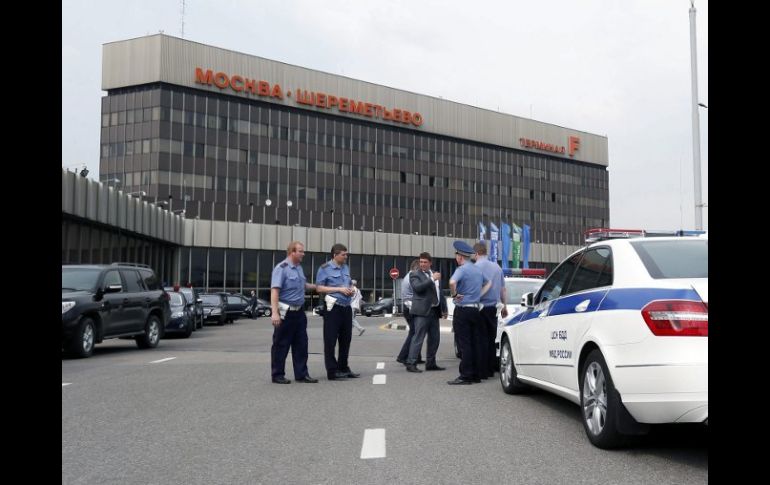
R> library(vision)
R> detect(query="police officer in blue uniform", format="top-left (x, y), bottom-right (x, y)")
top-left (448, 241), bottom-right (491, 385)
top-left (270, 241), bottom-right (318, 384)
top-left (316, 243), bottom-right (358, 380)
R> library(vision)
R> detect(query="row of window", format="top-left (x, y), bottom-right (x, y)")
top-left (111, 168), bottom-right (607, 211)
top-left (102, 107), bottom-right (608, 188)
top-left (101, 141), bottom-right (608, 196)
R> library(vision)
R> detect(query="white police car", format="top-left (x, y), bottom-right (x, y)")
top-left (498, 229), bottom-right (708, 448)
top-left (494, 271), bottom-right (546, 360)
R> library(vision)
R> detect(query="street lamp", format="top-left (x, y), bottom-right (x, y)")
top-left (264, 198), bottom-right (272, 224)
top-left (286, 200), bottom-right (293, 226)
top-left (689, 1), bottom-right (706, 230)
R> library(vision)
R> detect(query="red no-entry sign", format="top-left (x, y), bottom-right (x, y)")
top-left (389, 268), bottom-right (400, 280)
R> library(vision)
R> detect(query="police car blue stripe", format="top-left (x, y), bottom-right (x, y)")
top-left (548, 290), bottom-right (608, 316)
top-left (504, 287), bottom-right (701, 327)
top-left (599, 288), bottom-right (700, 311)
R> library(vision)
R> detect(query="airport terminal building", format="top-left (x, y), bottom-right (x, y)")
top-left (66, 34), bottom-right (611, 303)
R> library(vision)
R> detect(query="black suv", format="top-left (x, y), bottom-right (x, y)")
top-left (62, 263), bottom-right (171, 358)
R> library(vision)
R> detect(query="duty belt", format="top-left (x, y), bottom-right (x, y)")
top-left (280, 303), bottom-right (303, 311)
top-left (458, 303), bottom-right (483, 310)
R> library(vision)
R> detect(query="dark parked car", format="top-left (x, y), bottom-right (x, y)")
top-left (200, 293), bottom-right (226, 326)
top-left (218, 292), bottom-right (252, 323)
top-left (62, 263), bottom-right (170, 358)
top-left (361, 297), bottom-right (395, 316)
top-left (165, 291), bottom-right (194, 338)
top-left (246, 298), bottom-right (272, 318)
top-left (165, 286), bottom-right (203, 329)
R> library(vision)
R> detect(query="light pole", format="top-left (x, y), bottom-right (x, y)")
top-left (689, 1), bottom-right (705, 230)
top-left (286, 200), bottom-right (293, 226)
top-left (248, 202), bottom-right (254, 223)
top-left (264, 198), bottom-right (272, 224)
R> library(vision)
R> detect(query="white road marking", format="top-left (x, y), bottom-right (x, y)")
top-left (373, 374), bottom-right (387, 385)
top-left (360, 428), bottom-right (386, 459)
top-left (62, 383), bottom-right (71, 387)
top-left (440, 326), bottom-right (452, 333)
top-left (376, 362), bottom-right (385, 369)
top-left (149, 357), bottom-right (177, 364)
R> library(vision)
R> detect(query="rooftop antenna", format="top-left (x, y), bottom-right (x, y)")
top-left (180, 0), bottom-right (186, 38)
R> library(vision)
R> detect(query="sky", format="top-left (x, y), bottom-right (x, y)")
top-left (62, 0), bottom-right (708, 231)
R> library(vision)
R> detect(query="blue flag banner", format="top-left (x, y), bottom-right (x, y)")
top-left (478, 222), bottom-right (486, 241)
top-left (489, 222), bottom-right (499, 263)
top-left (522, 224), bottom-right (531, 269)
top-left (501, 223), bottom-right (511, 270)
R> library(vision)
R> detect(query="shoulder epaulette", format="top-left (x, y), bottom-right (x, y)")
top-left (279, 262), bottom-right (289, 268)
top-left (320, 263), bottom-right (329, 269)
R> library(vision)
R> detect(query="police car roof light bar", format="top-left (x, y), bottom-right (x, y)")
top-left (503, 268), bottom-right (547, 278)
top-left (585, 228), bottom-right (645, 243)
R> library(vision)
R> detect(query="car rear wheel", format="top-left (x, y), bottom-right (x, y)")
top-left (67, 316), bottom-right (95, 358)
top-left (580, 349), bottom-right (625, 448)
top-left (500, 338), bottom-right (528, 394)
top-left (135, 315), bottom-right (161, 349)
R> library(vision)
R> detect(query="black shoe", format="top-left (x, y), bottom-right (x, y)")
top-left (342, 371), bottom-right (361, 378)
top-left (406, 364), bottom-right (423, 373)
top-left (425, 365), bottom-right (446, 371)
top-left (396, 358), bottom-right (407, 365)
top-left (472, 378), bottom-right (482, 383)
top-left (272, 377), bottom-right (291, 384)
top-left (447, 377), bottom-right (472, 385)
top-left (416, 359), bottom-right (426, 364)
top-left (328, 372), bottom-right (350, 380)
top-left (296, 376), bottom-right (318, 383)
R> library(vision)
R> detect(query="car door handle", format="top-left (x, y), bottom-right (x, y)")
top-left (575, 299), bottom-right (591, 313)
top-left (123, 298), bottom-right (130, 305)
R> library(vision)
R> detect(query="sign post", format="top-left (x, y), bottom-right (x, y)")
top-left (389, 268), bottom-right (400, 314)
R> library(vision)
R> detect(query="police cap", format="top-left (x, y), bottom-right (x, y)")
top-left (452, 240), bottom-right (474, 257)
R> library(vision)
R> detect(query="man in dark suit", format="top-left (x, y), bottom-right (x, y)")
top-left (405, 252), bottom-right (447, 372)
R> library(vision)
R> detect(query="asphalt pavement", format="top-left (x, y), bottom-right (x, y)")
top-left (62, 314), bottom-right (708, 485)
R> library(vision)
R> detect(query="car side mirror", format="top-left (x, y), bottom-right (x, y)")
top-left (196, 298), bottom-right (203, 304)
top-left (104, 284), bottom-right (122, 294)
top-left (522, 292), bottom-right (535, 308)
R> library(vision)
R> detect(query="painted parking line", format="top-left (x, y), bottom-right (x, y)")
top-left (360, 428), bottom-right (386, 459)
top-left (149, 357), bottom-right (177, 364)
top-left (373, 374), bottom-right (386, 385)
top-left (62, 383), bottom-right (72, 387)
top-left (376, 362), bottom-right (385, 369)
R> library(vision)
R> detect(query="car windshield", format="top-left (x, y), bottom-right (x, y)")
top-left (200, 295), bottom-right (221, 305)
top-left (630, 239), bottom-right (708, 279)
top-left (169, 292), bottom-right (185, 306)
top-left (62, 268), bottom-right (101, 292)
top-left (505, 280), bottom-right (543, 304)
top-left (258, 299), bottom-right (269, 305)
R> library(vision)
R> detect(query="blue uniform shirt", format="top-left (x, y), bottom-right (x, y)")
top-left (474, 258), bottom-right (505, 307)
top-left (450, 262), bottom-right (488, 305)
top-left (316, 260), bottom-right (352, 305)
top-left (401, 272), bottom-right (414, 301)
top-left (271, 259), bottom-right (307, 306)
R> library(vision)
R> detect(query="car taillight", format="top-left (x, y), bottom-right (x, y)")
top-left (641, 300), bottom-right (708, 337)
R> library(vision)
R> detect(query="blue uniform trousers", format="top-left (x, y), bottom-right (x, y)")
top-left (480, 306), bottom-right (498, 377)
top-left (454, 306), bottom-right (486, 381)
top-left (323, 304), bottom-right (352, 376)
top-left (271, 310), bottom-right (309, 379)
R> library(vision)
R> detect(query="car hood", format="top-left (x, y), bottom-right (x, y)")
top-left (62, 290), bottom-right (93, 299)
